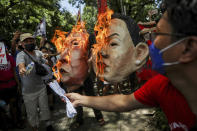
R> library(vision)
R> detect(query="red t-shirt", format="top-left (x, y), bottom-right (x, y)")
top-left (136, 59), bottom-right (158, 82)
top-left (0, 54), bottom-right (17, 89)
top-left (134, 74), bottom-right (196, 131)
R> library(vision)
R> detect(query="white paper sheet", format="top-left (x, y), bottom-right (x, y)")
top-left (49, 80), bottom-right (77, 118)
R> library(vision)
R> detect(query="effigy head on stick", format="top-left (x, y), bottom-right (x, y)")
top-left (92, 9), bottom-right (149, 83)
top-left (52, 22), bottom-right (89, 88)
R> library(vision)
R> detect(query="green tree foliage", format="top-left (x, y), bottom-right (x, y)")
top-left (0, 0), bottom-right (75, 47)
top-left (108, 0), bottom-right (162, 22)
top-left (69, 0), bottom-right (97, 7)
top-left (69, 0), bottom-right (163, 23)
top-left (68, 0), bottom-right (97, 34)
top-left (82, 6), bottom-right (97, 33)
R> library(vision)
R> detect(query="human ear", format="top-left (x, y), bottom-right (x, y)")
top-left (134, 42), bottom-right (149, 69)
top-left (179, 37), bottom-right (197, 63)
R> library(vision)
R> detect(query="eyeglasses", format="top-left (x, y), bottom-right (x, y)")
top-left (145, 32), bottom-right (187, 41)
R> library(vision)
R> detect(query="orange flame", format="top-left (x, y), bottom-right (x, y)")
top-left (92, 8), bottom-right (114, 80)
top-left (51, 21), bottom-right (89, 82)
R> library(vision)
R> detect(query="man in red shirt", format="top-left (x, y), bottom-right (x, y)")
top-left (64, 0), bottom-right (197, 130)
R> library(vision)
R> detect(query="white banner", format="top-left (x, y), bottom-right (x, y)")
top-left (34, 17), bottom-right (46, 37)
top-left (0, 42), bottom-right (7, 65)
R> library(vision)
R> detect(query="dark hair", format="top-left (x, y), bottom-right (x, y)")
top-left (111, 13), bottom-right (141, 46)
top-left (88, 33), bottom-right (96, 47)
top-left (0, 36), bottom-right (8, 45)
top-left (164, 0), bottom-right (197, 36)
top-left (40, 46), bottom-right (48, 51)
top-left (87, 33), bottom-right (96, 58)
top-left (44, 40), bottom-right (57, 52)
top-left (44, 40), bottom-right (53, 45)
top-left (111, 14), bottom-right (140, 87)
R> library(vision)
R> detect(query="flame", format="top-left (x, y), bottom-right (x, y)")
top-left (51, 21), bottom-right (89, 82)
top-left (92, 8), bottom-right (114, 80)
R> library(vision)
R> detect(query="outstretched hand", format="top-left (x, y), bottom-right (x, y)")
top-left (64, 93), bottom-right (84, 107)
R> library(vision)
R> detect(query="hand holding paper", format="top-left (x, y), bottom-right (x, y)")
top-left (48, 80), bottom-right (77, 118)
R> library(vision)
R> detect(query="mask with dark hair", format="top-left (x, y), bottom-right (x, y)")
top-left (25, 43), bottom-right (35, 52)
top-left (92, 12), bottom-right (149, 83)
top-left (111, 13), bottom-right (141, 46)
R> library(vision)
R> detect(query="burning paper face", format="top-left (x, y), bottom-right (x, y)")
top-left (52, 22), bottom-right (89, 88)
top-left (92, 9), bottom-right (149, 83)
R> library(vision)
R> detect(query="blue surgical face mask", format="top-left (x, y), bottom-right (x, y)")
top-left (149, 38), bottom-right (187, 74)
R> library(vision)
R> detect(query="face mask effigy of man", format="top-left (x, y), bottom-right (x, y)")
top-left (149, 38), bottom-right (187, 74)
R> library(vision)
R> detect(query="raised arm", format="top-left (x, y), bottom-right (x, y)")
top-left (11, 31), bottom-right (21, 56)
top-left (65, 93), bottom-right (146, 112)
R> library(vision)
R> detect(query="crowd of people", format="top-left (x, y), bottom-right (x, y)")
top-left (0, 0), bottom-right (197, 131)
top-left (0, 30), bottom-right (105, 131)
top-left (0, 32), bottom-right (58, 131)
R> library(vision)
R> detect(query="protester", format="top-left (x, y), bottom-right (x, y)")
top-left (40, 46), bottom-right (48, 54)
top-left (16, 33), bottom-right (54, 131)
top-left (0, 37), bottom-right (23, 129)
top-left (65, 1), bottom-right (197, 130)
top-left (47, 48), bottom-right (58, 66)
top-left (11, 31), bottom-right (23, 57)
top-left (40, 46), bottom-right (55, 110)
top-left (40, 36), bottom-right (54, 52)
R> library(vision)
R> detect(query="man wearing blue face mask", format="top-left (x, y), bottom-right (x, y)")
top-left (64, 0), bottom-right (197, 130)
top-left (149, 32), bottom-right (187, 74)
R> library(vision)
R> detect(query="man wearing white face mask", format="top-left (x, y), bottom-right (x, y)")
top-left (65, 1), bottom-right (197, 130)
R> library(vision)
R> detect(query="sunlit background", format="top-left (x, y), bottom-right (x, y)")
top-left (60, 0), bottom-right (84, 15)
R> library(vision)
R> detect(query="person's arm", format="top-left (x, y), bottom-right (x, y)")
top-left (10, 55), bottom-right (22, 93)
top-left (18, 63), bottom-right (26, 76)
top-left (13, 67), bottom-right (22, 94)
top-left (65, 93), bottom-right (146, 112)
top-left (11, 31), bottom-right (21, 56)
top-left (16, 52), bottom-right (26, 76)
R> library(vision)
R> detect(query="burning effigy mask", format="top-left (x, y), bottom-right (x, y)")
top-left (92, 9), bottom-right (149, 83)
top-left (52, 22), bottom-right (89, 91)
